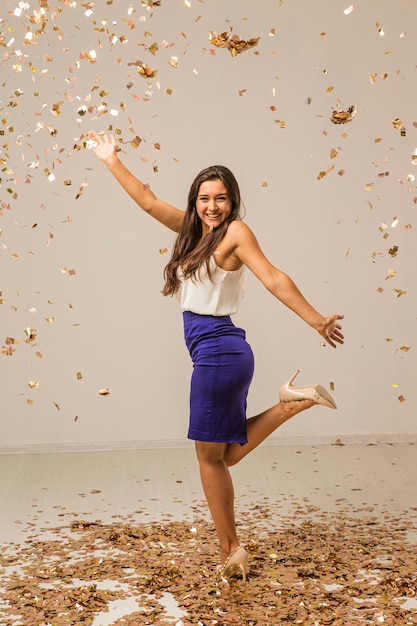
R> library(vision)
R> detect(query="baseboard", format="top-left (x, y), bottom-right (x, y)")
top-left (0, 433), bottom-right (416, 455)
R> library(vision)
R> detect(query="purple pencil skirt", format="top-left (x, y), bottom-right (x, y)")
top-left (183, 311), bottom-right (255, 444)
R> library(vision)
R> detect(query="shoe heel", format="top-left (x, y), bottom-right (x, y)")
top-left (286, 369), bottom-right (300, 386)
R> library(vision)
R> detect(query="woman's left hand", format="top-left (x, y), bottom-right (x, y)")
top-left (319, 314), bottom-right (344, 348)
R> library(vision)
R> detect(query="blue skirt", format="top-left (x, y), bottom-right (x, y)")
top-left (183, 312), bottom-right (254, 444)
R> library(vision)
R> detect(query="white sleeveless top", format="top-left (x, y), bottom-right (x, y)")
top-left (177, 256), bottom-right (245, 316)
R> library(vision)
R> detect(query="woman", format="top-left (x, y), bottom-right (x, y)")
top-left (88, 131), bottom-right (344, 582)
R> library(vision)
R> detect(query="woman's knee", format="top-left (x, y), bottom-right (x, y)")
top-left (195, 441), bottom-right (227, 465)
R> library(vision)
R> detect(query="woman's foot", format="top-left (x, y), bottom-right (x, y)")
top-left (279, 370), bottom-right (337, 409)
top-left (219, 546), bottom-right (249, 582)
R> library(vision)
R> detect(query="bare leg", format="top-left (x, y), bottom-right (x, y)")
top-left (224, 399), bottom-right (314, 467)
top-left (195, 441), bottom-right (239, 564)
top-left (195, 401), bottom-right (314, 563)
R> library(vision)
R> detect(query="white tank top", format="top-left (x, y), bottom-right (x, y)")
top-left (177, 256), bottom-right (245, 316)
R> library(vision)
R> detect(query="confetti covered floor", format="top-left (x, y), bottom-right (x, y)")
top-left (1, 442), bottom-right (416, 625)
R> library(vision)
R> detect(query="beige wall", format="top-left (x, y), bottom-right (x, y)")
top-left (1, 0), bottom-right (416, 451)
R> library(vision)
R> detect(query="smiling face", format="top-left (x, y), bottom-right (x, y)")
top-left (195, 179), bottom-right (233, 236)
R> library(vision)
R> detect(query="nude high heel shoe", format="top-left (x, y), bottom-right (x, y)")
top-left (220, 546), bottom-right (249, 582)
top-left (279, 370), bottom-right (337, 409)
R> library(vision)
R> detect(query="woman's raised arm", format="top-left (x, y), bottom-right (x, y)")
top-left (88, 131), bottom-right (184, 233)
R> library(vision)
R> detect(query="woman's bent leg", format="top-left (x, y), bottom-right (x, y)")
top-left (224, 399), bottom-right (314, 467)
top-left (195, 440), bottom-right (239, 563)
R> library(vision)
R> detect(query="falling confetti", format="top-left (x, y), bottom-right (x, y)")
top-left (128, 60), bottom-right (158, 78)
top-left (330, 105), bottom-right (356, 125)
top-left (209, 29), bottom-right (260, 56)
top-left (392, 117), bottom-right (406, 136)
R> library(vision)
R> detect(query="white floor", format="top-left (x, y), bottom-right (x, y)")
top-left (1, 442), bottom-right (416, 624)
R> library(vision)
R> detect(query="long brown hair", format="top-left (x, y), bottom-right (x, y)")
top-left (162, 165), bottom-right (242, 296)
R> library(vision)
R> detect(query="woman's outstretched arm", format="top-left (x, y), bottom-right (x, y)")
top-left (228, 220), bottom-right (344, 348)
top-left (88, 131), bottom-right (184, 233)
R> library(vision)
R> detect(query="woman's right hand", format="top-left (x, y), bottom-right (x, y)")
top-left (88, 131), bottom-right (118, 166)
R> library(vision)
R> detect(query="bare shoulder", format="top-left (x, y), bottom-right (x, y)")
top-left (226, 219), bottom-right (256, 242)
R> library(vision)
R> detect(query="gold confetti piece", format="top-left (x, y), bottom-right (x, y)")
top-left (398, 395), bottom-right (406, 403)
top-left (45, 317), bottom-right (56, 323)
top-left (209, 29), bottom-right (260, 56)
top-left (364, 183), bottom-right (374, 192)
top-left (330, 381), bottom-right (335, 391)
top-left (385, 269), bottom-right (396, 280)
top-left (400, 346), bottom-right (411, 352)
top-left (376, 22), bottom-right (385, 36)
top-left (99, 388), bottom-right (111, 395)
top-left (61, 267), bottom-right (76, 275)
top-left (27, 399), bottom-right (34, 406)
top-left (377, 287), bottom-right (384, 293)
top-left (159, 248), bottom-right (168, 255)
top-left (76, 372), bottom-right (83, 380)
top-left (24, 328), bottom-right (37, 343)
top-left (131, 136), bottom-right (142, 148)
top-left (28, 380), bottom-right (40, 389)
top-left (35, 351), bottom-right (44, 358)
top-left (393, 288), bottom-right (406, 298)
top-left (128, 60), bottom-right (158, 78)
top-left (330, 148), bottom-right (338, 159)
top-left (392, 117), bottom-right (406, 136)
top-left (338, 169), bottom-right (346, 176)
top-left (261, 181), bottom-right (268, 187)
top-left (388, 245), bottom-right (398, 257)
top-left (330, 105), bottom-right (356, 124)
top-left (317, 165), bottom-right (335, 180)
top-left (74, 415), bottom-right (79, 422)
top-left (391, 383), bottom-right (398, 388)
top-left (53, 401), bottom-right (61, 411)
top-left (344, 4), bottom-right (354, 15)
top-left (369, 72), bottom-right (378, 85)
top-left (168, 56), bottom-right (178, 68)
